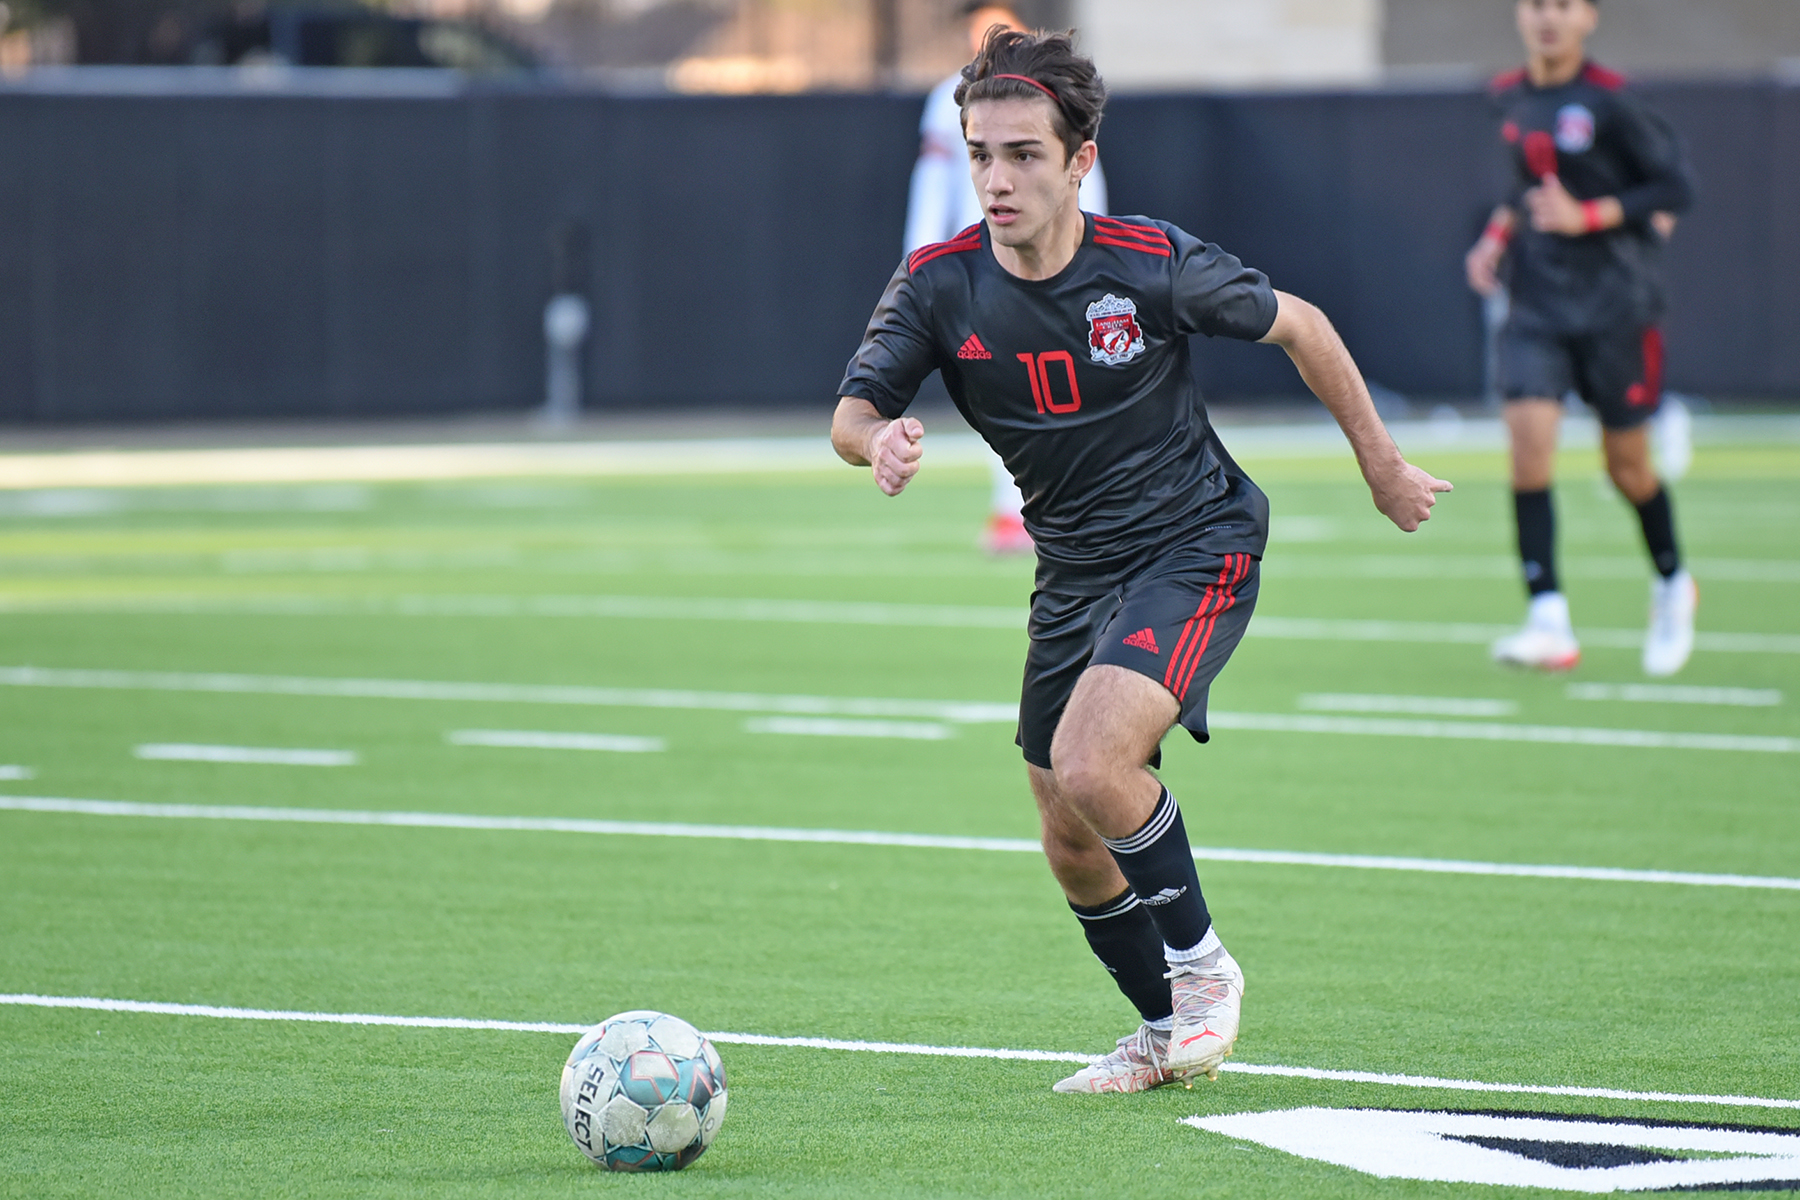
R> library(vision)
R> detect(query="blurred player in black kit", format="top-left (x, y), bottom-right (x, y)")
top-left (1467, 0), bottom-right (1697, 676)
top-left (832, 27), bottom-right (1450, 1093)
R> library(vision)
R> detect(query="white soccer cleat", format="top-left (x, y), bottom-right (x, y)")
top-left (1643, 569), bottom-right (1698, 677)
top-left (1491, 592), bottom-right (1581, 672)
top-left (1165, 948), bottom-right (1244, 1084)
top-left (1653, 394), bottom-right (1693, 483)
top-left (1051, 1022), bottom-right (1173, 1094)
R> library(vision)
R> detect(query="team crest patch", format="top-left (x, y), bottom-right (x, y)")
top-left (1086, 294), bottom-right (1146, 366)
top-left (1554, 103), bottom-right (1595, 153)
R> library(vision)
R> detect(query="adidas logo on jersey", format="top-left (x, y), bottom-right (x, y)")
top-left (956, 334), bottom-right (992, 360)
top-left (1123, 627), bottom-right (1159, 654)
top-left (1140, 886), bottom-right (1187, 906)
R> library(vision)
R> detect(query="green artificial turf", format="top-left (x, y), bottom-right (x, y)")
top-left (1, 436), bottom-right (1797, 1197)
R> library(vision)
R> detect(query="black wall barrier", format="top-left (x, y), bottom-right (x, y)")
top-left (1, 78), bottom-right (1795, 422)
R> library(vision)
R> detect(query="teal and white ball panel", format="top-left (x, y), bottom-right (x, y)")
top-left (558, 1010), bottom-right (727, 1173)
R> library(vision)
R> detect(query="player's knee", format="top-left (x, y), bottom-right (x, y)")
top-left (1046, 741), bottom-right (1114, 815)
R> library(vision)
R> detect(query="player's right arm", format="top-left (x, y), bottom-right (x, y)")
top-left (832, 399), bottom-right (924, 496)
top-left (1259, 291), bottom-right (1452, 533)
top-left (1465, 205), bottom-right (1516, 296)
top-left (834, 259), bottom-right (942, 497)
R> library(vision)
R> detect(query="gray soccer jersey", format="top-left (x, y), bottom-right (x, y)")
top-left (840, 214), bottom-right (1278, 591)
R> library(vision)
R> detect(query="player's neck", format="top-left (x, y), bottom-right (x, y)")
top-left (989, 203), bottom-right (1086, 281)
top-left (1526, 49), bottom-right (1585, 88)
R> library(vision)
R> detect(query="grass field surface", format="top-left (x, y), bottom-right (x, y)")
top-left (2, 430), bottom-right (1797, 1197)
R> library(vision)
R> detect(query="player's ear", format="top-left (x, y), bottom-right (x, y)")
top-left (1070, 140), bottom-right (1098, 183)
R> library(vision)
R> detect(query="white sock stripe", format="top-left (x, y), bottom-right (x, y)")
top-left (1101, 790), bottom-right (1179, 855)
top-left (1, 993), bottom-right (1793, 1110)
top-left (1072, 893), bottom-right (1142, 922)
top-left (4, 795), bottom-right (1798, 892)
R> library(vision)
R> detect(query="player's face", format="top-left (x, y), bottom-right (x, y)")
top-left (1516, 0), bottom-right (1598, 62)
top-left (964, 98), bottom-right (1091, 250)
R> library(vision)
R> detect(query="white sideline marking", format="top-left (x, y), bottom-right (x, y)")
top-left (1, 993), bottom-right (1794, 1111)
top-left (3, 796), bottom-right (1797, 892)
top-left (0, 765), bottom-right (33, 780)
top-left (2, 596), bottom-right (1797, 655)
top-left (1250, 616), bottom-right (1800, 656)
top-left (1209, 712), bottom-right (1799, 755)
top-left (1568, 683), bottom-right (1784, 708)
top-left (2, 667), bottom-right (1792, 754)
top-left (1298, 694), bottom-right (1519, 718)
top-left (0, 666), bottom-right (1019, 724)
top-left (133, 744), bottom-right (357, 767)
top-left (446, 730), bottom-right (665, 753)
top-left (745, 717), bottom-right (955, 741)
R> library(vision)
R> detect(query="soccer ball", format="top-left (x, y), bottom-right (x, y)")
top-left (559, 1010), bottom-right (728, 1172)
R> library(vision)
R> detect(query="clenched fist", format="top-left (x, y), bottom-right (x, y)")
top-left (868, 417), bottom-right (924, 496)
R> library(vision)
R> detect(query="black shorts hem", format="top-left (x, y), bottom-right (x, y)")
top-left (1015, 552), bottom-right (1259, 772)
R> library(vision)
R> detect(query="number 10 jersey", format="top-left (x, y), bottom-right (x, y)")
top-left (839, 212), bottom-right (1280, 593)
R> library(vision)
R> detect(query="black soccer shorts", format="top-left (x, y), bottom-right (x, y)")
top-left (1016, 551), bottom-right (1260, 771)
top-left (1499, 321), bottom-right (1665, 430)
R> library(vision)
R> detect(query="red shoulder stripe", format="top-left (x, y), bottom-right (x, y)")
top-left (1093, 218), bottom-right (1173, 256)
top-left (1489, 66), bottom-right (1527, 94)
top-left (907, 234), bottom-right (981, 274)
top-left (1092, 227), bottom-right (1170, 250)
top-left (1582, 62), bottom-right (1626, 90)
top-left (1094, 237), bottom-right (1173, 258)
top-left (1093, 216), bottom-right (1166, 237)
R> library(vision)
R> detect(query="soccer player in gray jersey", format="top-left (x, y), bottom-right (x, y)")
top-left (832, 27), bottom-right (1450, 1093)
top-left (1467, 0), bottom-right (1697, 676)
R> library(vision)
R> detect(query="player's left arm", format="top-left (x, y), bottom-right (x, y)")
top-left (1259, 291), bottom-right (1452, 532)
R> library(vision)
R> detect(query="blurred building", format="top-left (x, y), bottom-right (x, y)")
top-left (1076, 0), bottom-right (1381, 89)
top-left (1386, 0), bottom-right (1800, 81)
top-left (4, 0), bottom-right (1799, 84)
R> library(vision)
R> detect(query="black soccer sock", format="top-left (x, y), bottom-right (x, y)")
top-left (1070, 888), bottom-right (1175, 1024)
top-left (1634, 486), bottom-right (1682, 579)
top-left (1514, 488), bottom-right (1560, 596)
top-left (1100, 787), bottom-right (1211, 958)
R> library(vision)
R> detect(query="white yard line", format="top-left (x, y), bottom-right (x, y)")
top-left (2, 796), bottom-right (1796, 892)
top-left (0, 666), bottom-right (1020, 724)
top-left (1265, 556), bottom-right (1800, 584)
top-left (2, 667), bottom-right (1791, 753)
top-left (1208, 712), bottom-right (1799, 754)
top-left (3, 595), bottom-right (1795, 656)
top-left (744, 717), bottom-right (955, 741)
top-left (5, 413), bottom-right (1792, 489)
top-left (0, 766), bottom-right (33, 780)
top-left (0, 992), bottom-right (1793, 1111)
top-left (1297, 694), bottom-right (1519, 718)
top-left (446, 730), bottom-right (665, 753)
top-left (133, 744), bottom-right (357, 767)
top-left (1248, 616), bottom-right (1800, 656)
top-left (1568, 683), bottom-right (1783, 708)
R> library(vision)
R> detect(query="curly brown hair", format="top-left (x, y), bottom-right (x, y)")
top-left (954, 26), bottom-right (1107, 163)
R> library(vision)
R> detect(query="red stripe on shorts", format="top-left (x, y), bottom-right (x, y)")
top-left (1163, 557), bottom-right (1234, 696)
top-left (1176, 554), bottom-right (1247, 700)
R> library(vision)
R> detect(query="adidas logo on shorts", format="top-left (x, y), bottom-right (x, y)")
top-left (1123, 627), bottom-right (1159, 654)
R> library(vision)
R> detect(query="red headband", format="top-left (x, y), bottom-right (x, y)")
top-left (992, 73), bottom-right (1059, 103)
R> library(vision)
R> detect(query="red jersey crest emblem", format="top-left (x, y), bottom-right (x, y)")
top-left (1086, 293), bottom-right (1146, 366)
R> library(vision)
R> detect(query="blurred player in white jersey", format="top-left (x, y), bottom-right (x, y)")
top-left (905, 2), bottom-right (1108, 555)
